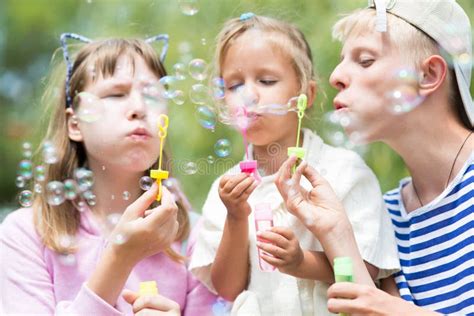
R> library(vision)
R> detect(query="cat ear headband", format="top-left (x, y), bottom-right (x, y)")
top-left (60, 32), bottom-right (169, 108)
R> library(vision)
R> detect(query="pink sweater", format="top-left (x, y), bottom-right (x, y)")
top-left (0, 207), bottom-right (218, 315)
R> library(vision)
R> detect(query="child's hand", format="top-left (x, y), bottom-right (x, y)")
top-left (219, 173), bottom-right (258, 220)
top-left (274, 156), bottom-right (347, 238)
top-left (122, 289), bottom-right (181, 315)
top-left (256, 226), bottom-right (304, 275)
top-left (109, 182), bottom-right (179, 264)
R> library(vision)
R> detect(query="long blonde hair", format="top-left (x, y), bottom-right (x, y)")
top-left (34, 38), bottom-right (190, 261)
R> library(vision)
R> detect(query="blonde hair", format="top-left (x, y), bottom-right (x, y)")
top-left (214, 14), bottom-right (315, 102)
top-left (333, 9), bottom-right (470, 129)
top-left (34, 38), bottom-right (190, 261)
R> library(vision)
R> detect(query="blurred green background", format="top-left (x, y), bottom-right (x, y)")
top-left (1, 0), bottom-right (473, 218)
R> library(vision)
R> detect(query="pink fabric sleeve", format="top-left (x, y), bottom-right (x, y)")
top-left (0, 209), bottom-right (121, 315)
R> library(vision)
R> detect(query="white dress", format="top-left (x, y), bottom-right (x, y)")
top-left (189, 129), bottom-right (400, 315)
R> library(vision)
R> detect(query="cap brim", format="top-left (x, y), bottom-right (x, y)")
top-left (454, 62), bottom-right (474, 127)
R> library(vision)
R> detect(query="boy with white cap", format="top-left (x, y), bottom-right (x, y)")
top-left (274, 0), bottom-right (473, 314)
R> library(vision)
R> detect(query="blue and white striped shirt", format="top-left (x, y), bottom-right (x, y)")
top-left (384, 154), bottom-right (474, 315)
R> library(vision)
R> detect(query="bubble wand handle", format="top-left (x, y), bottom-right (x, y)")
top-left (150, 114), bottom-right (170, 201)
top-left (288, 94), bottom-right (308, 173)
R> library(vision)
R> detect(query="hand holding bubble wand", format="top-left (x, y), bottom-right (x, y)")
top-left (287, 94), bottom-right (307, 173)
top-left (150, 114), bottom-right (169, 201)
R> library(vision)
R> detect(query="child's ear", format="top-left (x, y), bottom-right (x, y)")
top-left (66, 108), bottom-right (83, 142)
top-left (306, 80), bottom-right (317, 109)
top-left (418, 55), bottom-right (448, 97)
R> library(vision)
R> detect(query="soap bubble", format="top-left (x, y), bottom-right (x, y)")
top-left (212, 77), bottom-right (226, 100)
top-left (214, 139), bottom-right (232, 158)
top-left (183, 162), bottom-right (198, 175)
top-left (385, 68), bottom-right (424, 114)
top-left (207, 155), bottom-right (215, 164)
top-left (190, 83), bottom-right (210, 105)
top-left (74, 168), bottom-right (94, 192)
top-left (35, 165), bottom-right (46, 182)
top-left (188, 59), bottom-right (207, 81)
top-left (196, 106), bottom-right (217, 130)
top-left (74, 92), bottom-right (104, 123)
top-left (59, 253), bottom-right (76, 266)
top-left (18, 190), bottom-right (34, 207)
top-left (46, 181), bottom-right (66, 206)
top-left (320, 111), bottom-right (350, 147)
top-left (212, 297), bottom-right (232, 316)
top-left (22, 142), bottom-right (32, 151)
top-left (157, 76), bottom-right (179, 100)
top-left (122, 191), bottom-right (130, 200)
top-left (64, 179), bottom-right (79, 200)
top-left (172, 90), bottom-right (186, 105)
top-left (107, 213), bottom-right (122, 227)
top-left (34, 183), bottom-right (42, 194)
top-left (18, 159), bottom-right (33, 179)
top-left (15, 176), bottom-right (26, 188)
top-left (173, 63), bottom-right (186, 80)
top-left (139, 176), bottom-right (153, 190)
top-left (178, 0), bottom-right (199, 16)
top-left (42, 141), bottom-right (59, 164)
top-left (83, 190), bottom-right (96, 206)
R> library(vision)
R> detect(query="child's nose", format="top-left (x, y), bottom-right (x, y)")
top-left (329, 63), bottom-right (348, 91)
top-left (240, 85), bottom-right (259, 107)
top-left (126, 91), bottom-right (146, 120)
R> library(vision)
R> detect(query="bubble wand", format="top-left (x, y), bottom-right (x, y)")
top-left (150, 114), bottom-right (169, 201)
top-left (236, 107), bottom-right (261, 182)
top-left (287, 94), bottom-right (307, 173)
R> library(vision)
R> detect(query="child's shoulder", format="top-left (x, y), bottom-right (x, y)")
top-left (1, 207), bottom-right (42, 247)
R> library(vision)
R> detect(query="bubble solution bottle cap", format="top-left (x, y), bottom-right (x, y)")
top-left (239, 160), bottom-right (262, 182)
top-left (139, 281), bottom-right (159, 296)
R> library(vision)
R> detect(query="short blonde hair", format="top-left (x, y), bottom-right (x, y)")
top-left (215, 14), bottom-right (315, 95)
top-left (333, 9), bottom-right (439, 69)
top-left (333, 8), bottom-right (469, 128)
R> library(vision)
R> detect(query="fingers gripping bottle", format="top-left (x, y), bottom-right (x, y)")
top-left (254, 203), bottom-right (275, 272)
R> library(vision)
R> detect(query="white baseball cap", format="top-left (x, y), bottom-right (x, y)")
top-left (368, 0), bottom-right (474, 126)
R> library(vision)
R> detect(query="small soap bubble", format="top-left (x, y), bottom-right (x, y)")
top-left (214, 139), bottom-right (231, 158)
top-left (183, 162), bottom-right (198, 175)
top-left (139, 176), bottom-right (153, 190)
top-left (83, 190), bottom-right (96, 206)
top-left (188, 59), bottom-right (207, 81)
top-left (107, 213), bottom-right (122, 227)
top-left (18, 159), bottom-right (33, 179)
top-left (207, 155), bottom-right (215, 164)
top-left (189, 83), bottom-right (210, 105)
top-left (196, 106), bottom-right (217, 130)
top-left (212, 297), bottom-right (232, 316)
top-left (59, 235), bottom-right (75, 248)
top-left (64, 179), bottom-right (79, 200)
top-left (22, 149), bottom-right (32, 159)
top-left (46, 181), bottom-right (66, 206)
top-left (122, 191), bottom-right (130, 200)
top-left (74, 168), bottom-right (94, 192)
top-left (74, 92), bottom-right (104, 123)
top-left (42, 141), bottom-right (59, 164)
top-left (212, 77), bottom-right (226, 100)
top-left (34, 182), bottom-right (42, 194)
top-left (178, 0), bottom-right (199, 16)
top-left (22, 142), bottom-right (32, 151)
top-left (385, 68), bottom-right (424, 114)
top-left (172, 90), bottom-right (186, 105)
top-left (77, 200), bottom-right (87, 212)
top-left (15, 175), bottom-right (26, 188)
top-left (163, 178), bottom-right (175, 189)
top-left (35, 165), bottom-right (46, 182)
top-left (201, 38), bottom-right (207, 46)
top-left (156, 76), bottom-right (178, 100)
top-left (173, 63), bottom-right (187, 80)
top-left (59, 253), bottom-right (76, 266)
top-left (18, 190), bottom-right (34, 207)
top-left (111, 233), bottom-right (128, 245)
top-left (320, 111), bottom-right (349, 147)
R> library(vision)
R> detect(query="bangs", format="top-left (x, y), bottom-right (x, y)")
top-left (332, 9), bottom-right (377, 43)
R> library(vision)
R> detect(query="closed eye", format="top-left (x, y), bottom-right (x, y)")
top-left (359, 59), bottom-right (374, 68)
top-left (259, 79), bottom-right (277, 86)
